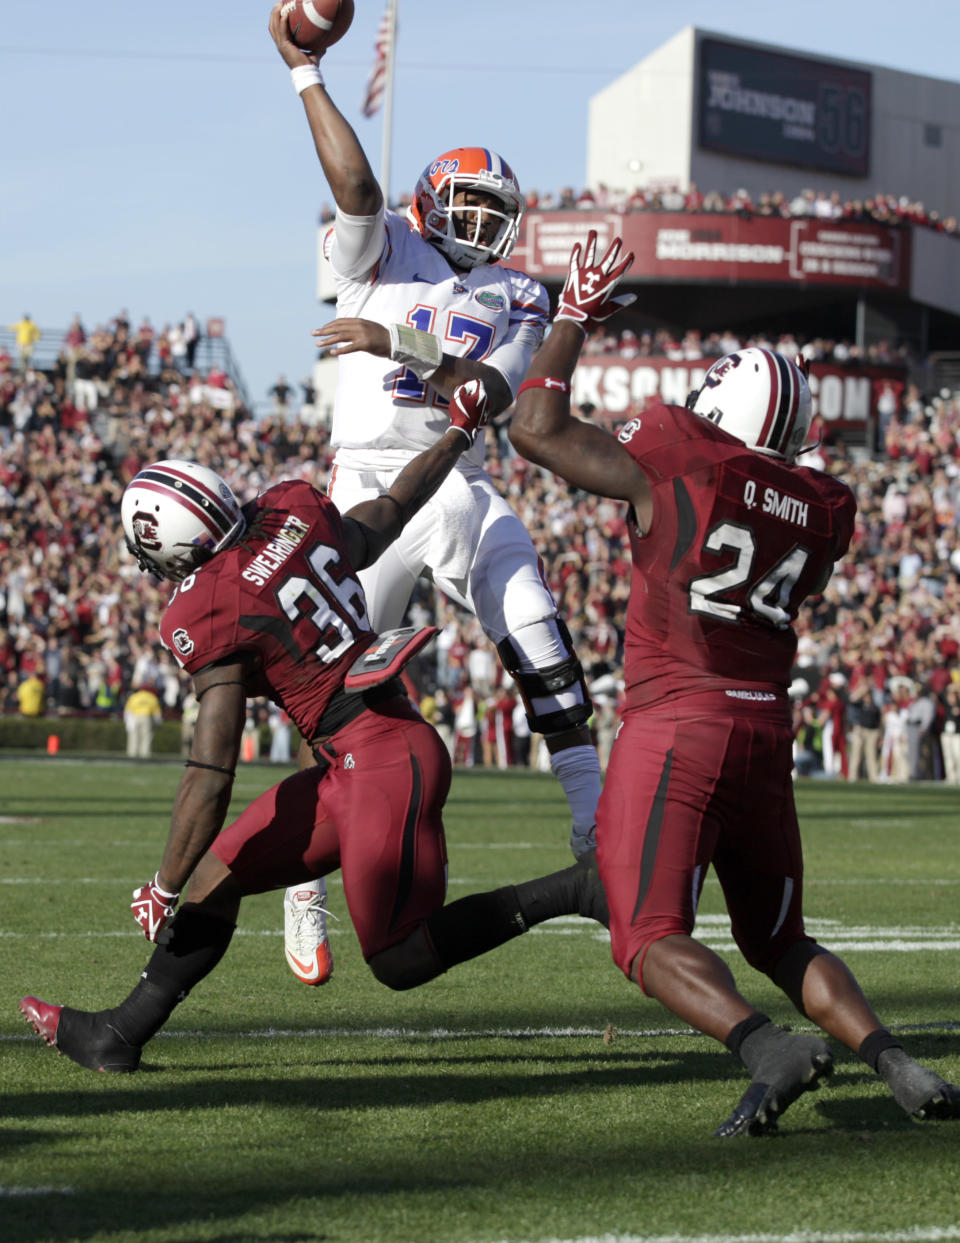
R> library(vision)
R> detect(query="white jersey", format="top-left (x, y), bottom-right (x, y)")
top-left (325, 208), bottom-right (549, 470)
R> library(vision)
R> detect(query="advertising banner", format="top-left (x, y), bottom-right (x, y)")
top-left (571, 355), bottom-right (905, 432)
top-left (512, 212), bottom-right (910, 290)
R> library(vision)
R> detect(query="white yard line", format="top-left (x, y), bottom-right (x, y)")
top-left (5, 1020), bottom-right (958, 1045)
top-left (480, 1231), bottom-right (960, 1243)
top-left (0, 1186), bottom-right (76, 1197)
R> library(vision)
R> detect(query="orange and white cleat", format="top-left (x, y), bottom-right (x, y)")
top-left (283, 879), bottom-right (334, 985)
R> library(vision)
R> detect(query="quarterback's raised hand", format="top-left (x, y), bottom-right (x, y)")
top-left (131, 874), bottom-right (180, 942)
top-left (555, 230), bottom-right (636, 328)
top-left (268, 2), bottom-right (319, 68)
top-left (448, 380), bottom-right (491, 445)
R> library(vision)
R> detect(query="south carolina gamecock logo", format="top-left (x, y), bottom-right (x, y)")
top-left (132, 512), bottom-right (162, 551)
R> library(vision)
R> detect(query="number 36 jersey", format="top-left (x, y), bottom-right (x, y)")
top-left (616, 404), bottom-right (856, 709)
top-left (159, 480), bottom-right (376, 741)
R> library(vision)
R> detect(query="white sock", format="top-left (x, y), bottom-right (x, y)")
top-left (549, 743), bottom-right (601, 833)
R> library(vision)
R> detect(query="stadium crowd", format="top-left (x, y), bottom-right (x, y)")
top-left (580, 323), bottom-right (909, 369)
top-left (524, 183), bottom-right (960, 238)
top-left (2, 309), bottom-right (960, 783)
top-left (321, 183), bottom-right (960, 239)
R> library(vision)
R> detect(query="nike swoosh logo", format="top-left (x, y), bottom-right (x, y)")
top-left (286, 951), bottom-right (321, 977)
top-left (412, 272), bottom-right (439, 284)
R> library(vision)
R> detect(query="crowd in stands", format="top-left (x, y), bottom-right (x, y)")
top-left (580, 324), bottom-right (910, 369)
top-left (2, 308), bottom-right (960, 782)
top-left (523, 183), bottom-right (960, 238)
top-left (321, 182), bottom-right (960, 240)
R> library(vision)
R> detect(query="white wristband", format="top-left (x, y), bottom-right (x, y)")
top-left (291, 64), bottom-right (324, 96)
top-left (388, 322), bottom-right (442, 380)
top-left (153, 872), bottom-right (179, 902)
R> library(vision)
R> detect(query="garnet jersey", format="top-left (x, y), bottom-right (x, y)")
top-left (159, 479), bottom-right (375, 741)
top-left (325, 208), bottom-right (548, 468)
top-left (616, 404), bottom-right (856, 708)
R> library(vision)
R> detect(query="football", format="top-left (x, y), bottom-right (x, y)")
top-left (282, 0), bottom-right (355, 55)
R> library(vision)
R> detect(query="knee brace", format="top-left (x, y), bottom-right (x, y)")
top-left (497, 618), bottom-right (592, 737)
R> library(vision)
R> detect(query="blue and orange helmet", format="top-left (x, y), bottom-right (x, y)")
top-left (408, 147), bottom-right (525, 269)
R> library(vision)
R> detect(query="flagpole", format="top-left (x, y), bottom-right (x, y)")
top-left (379, 0), bottom-right (397, 205)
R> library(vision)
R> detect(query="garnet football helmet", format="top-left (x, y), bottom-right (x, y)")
top-left (121, 460), bottom-right (246, 582)
top-left (408, 147), bottom-right (524, 269)
top-left (687, 348), bottom-right (812, 462)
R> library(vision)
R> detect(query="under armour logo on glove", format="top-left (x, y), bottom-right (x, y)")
top-left (448, 379), bottom-right (491, 445)
top-left (131, 873), bottom-right (180, 942)
top-left (555, 229), bottom-right (636, 327)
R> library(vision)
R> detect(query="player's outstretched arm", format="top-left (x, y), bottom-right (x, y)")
top-left (268, 2), bottom-right (381, 217)
top-left (154, 673), bottom-right (246, 893)
top-left (509, 232), bottom-right (650, 517)
top-left (342, 382), bottom-right (490, 569)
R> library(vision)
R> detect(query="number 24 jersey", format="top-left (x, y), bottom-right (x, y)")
top-left (616, 404), bottom-right (856, 708)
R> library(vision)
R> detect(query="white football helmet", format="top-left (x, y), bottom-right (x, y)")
top-left (121, 460), bottom-right (245, 581)
top-left (408, 147), bottom-right (524, 269)
top-left (687, 348), bottom-right (812, 462)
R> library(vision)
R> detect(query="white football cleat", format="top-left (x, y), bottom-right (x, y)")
top-left (283, 879), bottom-right (334, 986)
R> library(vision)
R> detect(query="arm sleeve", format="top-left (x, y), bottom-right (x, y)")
top-left (327, 207), bottom-right (388, 282)
top-left (480, 308), bottom-right (547, 395)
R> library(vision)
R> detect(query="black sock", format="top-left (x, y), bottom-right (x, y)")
top-left (109, 907), bottom-right (235, 1045)
top-left (858, 1028), bottom-right (903, 1072)
top-left (515, 852), bottom-right (608, 927)
top-left (424, 855), bottom-right (609, 974)
top-left (425, 887), bottom-right (528, 972)
top-left (724, 1012), bottom-right (773, 1063)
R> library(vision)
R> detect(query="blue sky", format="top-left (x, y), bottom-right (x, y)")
top-left (2, 1), bottom-right (957, 412)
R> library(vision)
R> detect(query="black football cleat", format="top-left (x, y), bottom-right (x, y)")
top-left (715, 1033), bottom-right (834, 1137)
top-left (877, 1049), bottom-right (960, 1121)
top-left (913, 1082), bottom-right (960, 1121)
top-left (20, 996), bottom-right (142, 1073)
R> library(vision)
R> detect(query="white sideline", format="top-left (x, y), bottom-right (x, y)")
top-left (0, 1186), bottom-right (76, 1197)
top-left (5, 1020), bottom-right (958, 1044)
top-left (483, 1231), bottom-right (960, 1243)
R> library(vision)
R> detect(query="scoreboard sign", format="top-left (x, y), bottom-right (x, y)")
top-left (698, 37), bottom-right (871, 178)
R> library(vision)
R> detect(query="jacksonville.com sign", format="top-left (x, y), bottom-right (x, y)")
top-left (573, 356), bottom-right (905, 431)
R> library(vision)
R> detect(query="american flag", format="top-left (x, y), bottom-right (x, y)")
top-left (361, 1), bottom-right (395, 118)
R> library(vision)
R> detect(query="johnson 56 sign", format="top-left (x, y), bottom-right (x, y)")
top-left (698, 37), bottom-right (872, 178)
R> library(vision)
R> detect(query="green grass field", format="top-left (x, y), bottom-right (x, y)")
top-left (2, 757), bottom-right (960, 1243)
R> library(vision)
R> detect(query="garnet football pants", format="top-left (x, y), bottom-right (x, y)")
top-left (212, 698), bottom-right (451, 959)
top-left (596, 693), bottom-right (813, 991)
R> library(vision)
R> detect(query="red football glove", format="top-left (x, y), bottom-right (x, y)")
top-left (131, 873), bottom-right (180, 942)
top-left (448, 379), bottom-right (491, 445)
top-left (555, 230), bottom-right (636, 328)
